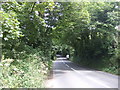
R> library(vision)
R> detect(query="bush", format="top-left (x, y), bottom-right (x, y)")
top-left (0, 48), bottom-right (52, 88)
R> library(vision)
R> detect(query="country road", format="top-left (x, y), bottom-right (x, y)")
top-left (46, 55), bottom-right (119, 88)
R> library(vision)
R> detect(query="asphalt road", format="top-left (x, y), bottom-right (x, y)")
top-left (46, 55), bottom-right (119, 88)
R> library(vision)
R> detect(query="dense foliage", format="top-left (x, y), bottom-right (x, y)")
top-left (0, 1), bottom-right (119, 88)
top-left (0, 2), bottom-right (55, 88)
top-left (0, 48), bottom-right (52, 88)
top-left (55, 2), bottom-right (120, 74)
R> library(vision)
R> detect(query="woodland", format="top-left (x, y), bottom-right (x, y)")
top-left (0, 1), bottom-right (120, 88)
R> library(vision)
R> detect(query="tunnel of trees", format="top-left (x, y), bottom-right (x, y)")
top-left (0, 1), bottom-right (120, 88)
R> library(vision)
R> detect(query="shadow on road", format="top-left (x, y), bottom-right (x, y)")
top-left (46, 55), bottom-right (119, 88)
top-left (55, 56), bottom-right (96, 71)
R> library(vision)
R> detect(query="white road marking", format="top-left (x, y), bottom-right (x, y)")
top-left (65, 63), bottom-right (70, 67)
top-left (62, 59), bottom-right (112, 88)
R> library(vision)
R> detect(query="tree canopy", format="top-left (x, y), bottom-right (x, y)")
top-left (0, 1), bottom-right (119, 87)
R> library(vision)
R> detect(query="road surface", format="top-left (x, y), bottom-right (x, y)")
top-left (46, 55), bottom-right (119, 88)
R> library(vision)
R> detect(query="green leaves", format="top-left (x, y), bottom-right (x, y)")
top-left (2, 11), bottom-right (22, 40)
top-left (0, 49), bottom-right (52, 88)
top-left (1, 2), bottom-right (119, 87)
top-left (53, 2), bottom-right (119, 74)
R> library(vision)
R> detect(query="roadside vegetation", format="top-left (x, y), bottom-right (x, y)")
top-left (0, 1), bottom-right (119, 88)
top-left (55, 2), bottom-right (120, 75)
top-left (0, 2), bottom-right (54, 88)
top-left (0, 48), bottom-right (52, 88)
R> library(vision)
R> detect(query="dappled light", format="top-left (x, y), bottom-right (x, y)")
top-left (0, 1), bottom-right (119, 88)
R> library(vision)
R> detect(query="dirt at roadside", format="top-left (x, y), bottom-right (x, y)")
top-left (45, 68), bottom-right (54, 88)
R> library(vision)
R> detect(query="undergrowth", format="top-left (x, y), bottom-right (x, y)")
top-left (0, 48), bottom-right (52, 88)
